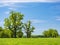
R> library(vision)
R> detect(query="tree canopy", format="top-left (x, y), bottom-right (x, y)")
top-left (4, 11), bottom-right (24, 38)
top-left (43, 29), bottom-right (59, 38)
top-left (23, 21), bottom-right (35, 38)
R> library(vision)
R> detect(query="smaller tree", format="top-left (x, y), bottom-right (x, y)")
top-left (43, 29), bottom-right (59, 38)
top-left (0, 29), bottom-right (13, 38)
top-left (43, 30), bottom-right (49, 37)
top-left (23, 21), bottom-right (35, 38)
top-left (52, 30), bottom-right (59, 37)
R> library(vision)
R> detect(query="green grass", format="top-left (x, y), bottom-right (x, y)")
top-left (0, 38), bottom-right (60, 45)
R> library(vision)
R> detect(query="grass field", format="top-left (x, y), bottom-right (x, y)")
top-left (0, 38), bottom-right (60, 45)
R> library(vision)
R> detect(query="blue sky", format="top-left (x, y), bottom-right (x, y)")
top-left (0, 0), bottom-right (60, 35)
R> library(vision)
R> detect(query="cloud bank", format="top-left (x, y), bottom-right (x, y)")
top-left (0, 0), bottom-right (60, 7)
top-left (30, 19), bottom-right (46, 24)
top-left (56, 16), bottom-right (60, 21)
top-left (0, 0), bottom-right (60, 3)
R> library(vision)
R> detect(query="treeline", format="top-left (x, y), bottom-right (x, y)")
top-left (0, 11), bottom-right (59, 38)
top-left (23, 29), bottom-right (59, 38)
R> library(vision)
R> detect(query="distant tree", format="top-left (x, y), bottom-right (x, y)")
top-left (48, 29), bottom-right (53, 37)
top-left (48, 29), bottom-right (59, 37)
top-left (43, 30), bottom-right (49, 37)
top-left (0, 29), bottom-right (13, 38)
top-left (4, 11), bottom-right (24, 38)
top-left (23, 21), bottom-right (35, 38)
top-left (52, 29), bottom-right (59, 37)
top-left (43, 29), bottom-right (59, 38)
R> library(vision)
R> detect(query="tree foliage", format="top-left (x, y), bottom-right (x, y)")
top-left (43, 29), bottom-right (59, 38)
top-left (4, 11), bottom-right (24, 38)
top-left (23, 21), bottom-right (35, 38)
top-left (0, 29), bottom-right (13, 38)
top-left (17, 31), bottom-right (23, 38)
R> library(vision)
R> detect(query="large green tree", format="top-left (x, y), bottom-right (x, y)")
top-left (24, 21), bottom-right (35, 38)
top-left (4, 11), bottom-right (24, 38)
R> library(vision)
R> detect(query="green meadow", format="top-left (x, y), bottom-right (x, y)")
top-left (0, 38), bottom-right (60, 45)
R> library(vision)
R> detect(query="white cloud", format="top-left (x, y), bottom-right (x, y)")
top-left (8, 7), bottom-right (17, 10)
top-left (30, 19), bottom-right (46, 24)
top-left (0, 0), bottom-right (60, 3)
top-left (0, 0), bottom-right (60, 8)
top-left (0, 2), bottom-right (17, 11)
top-left (0, 0), bottom-right (60, 7)
top-left (0, 2), bottom-right (15, 7)
top-left (56, 16), bottom-right (60, 21)
top-left (4, 11), bottom-right (10, 14)
top-left (56, 19), bottom-right (60, 21)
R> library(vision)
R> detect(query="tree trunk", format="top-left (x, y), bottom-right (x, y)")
top-left (26, 31), bottom-right (31, 38)
top-left (27, 32), bottom-right (30, 38)
top-left (14, 30), bottom-right (16, 38)
top-left (26, 28), bottom-right (31, 38)
top-left (14, 26), bottom-right (17, 38)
